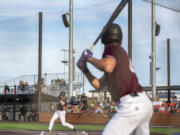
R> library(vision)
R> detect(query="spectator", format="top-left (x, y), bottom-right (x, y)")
top-left (95, 103), bottom-right (103, 114)
top-left (42, 84), bottom-right (48, 94)
top-left (34, 82), bottom-right (38, 93)
top-left (159, 100), bottom-right (169, 114)
top-left (77, 95), bottom-right (81, 105)
top-left (70, 96), bottom-right (77, 105)
top-left (19, 105), bottom-right (27, 121)
top-left (25, 82), bottom-right (29, 89)
top-left (90, 103), bottom-right (96, 113)
top-left (19, 80), bottom-right (25, 91)
top-left (4, 84), bottom-right (10, 94)
top-left (103, 102), bottom-right (110, 113)
top-left (153, 96), bottom-right (162, 114)
top-left (110, 102), bottom-right (117, 114)
top-left (41, 78), bottom-right (45, 85)
top-left (11, 89), bottom-right (15, 94)
top-left (50, 80), bottom-right (56, 90)
top-left (2, 111), bottom-right (8, 120)
top-left (172, 96), bottom-right (178, 113)
top-left (81, 93), bottom-right (88, 110)
top-left (27, 106), bottom-right (37, 121)
top-left (169, 102), bottom-right (175, 114)
top-left (97, 94), bottom-right (104, 105)
top-left (176, 101), bottom-right (180, 113)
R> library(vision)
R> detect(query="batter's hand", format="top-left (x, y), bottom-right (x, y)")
top-left (81, 49), bottom-right (93, 60)
top-left (77, 57), bottom-right (88, 73)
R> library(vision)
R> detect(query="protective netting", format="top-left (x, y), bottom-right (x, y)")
top-left (0, 0), bottom-right (179, 94)
top-left (0, 14), bottom-right (38, 86)
top-left (142, 0), bottom-right (180, 13)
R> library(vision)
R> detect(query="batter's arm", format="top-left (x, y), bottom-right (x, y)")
top-left (88, 56), bottom-right (116, 73)
top-left (84, 71), bottom-right (106, 90)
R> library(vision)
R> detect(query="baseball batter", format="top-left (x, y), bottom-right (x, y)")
top-left (77, 23), bottom-right (153, 135)
top-left (48, 91), bottom-right (77, 132)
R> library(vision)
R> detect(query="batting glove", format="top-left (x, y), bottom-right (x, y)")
top-left (77, 57), bottom-right (88, 73)
top-left (81, 49), bottom-right (93, 60)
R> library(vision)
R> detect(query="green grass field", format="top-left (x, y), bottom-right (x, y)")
top-left (0, 122), bottom-right (179, 135)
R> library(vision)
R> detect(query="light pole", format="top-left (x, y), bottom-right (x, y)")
top-left (151, 0), bottom-right (156, 101)
top-left (69, 0), bottom-right (73, 100)
top-left (61, 0), bottom-right (74, 100)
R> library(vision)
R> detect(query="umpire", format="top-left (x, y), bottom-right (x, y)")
top-left (77, 23), bottom-right (153, 135)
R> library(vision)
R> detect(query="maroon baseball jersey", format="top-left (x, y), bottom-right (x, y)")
top-left (57, 96), bottom-right (67, 111)
top-left (102, 44), bottom-right (143, 101)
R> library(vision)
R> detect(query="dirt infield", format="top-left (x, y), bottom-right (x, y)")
top-left (0, 130), bottom-right (168, 135)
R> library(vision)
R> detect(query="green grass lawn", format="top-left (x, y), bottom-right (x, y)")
top-left (0, 122), bottom-right (180, 135)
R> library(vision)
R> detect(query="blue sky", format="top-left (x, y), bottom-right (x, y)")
top-left (0, 0), bottom-right (179, 92)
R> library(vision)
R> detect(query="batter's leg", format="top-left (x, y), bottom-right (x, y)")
top-left (58, 110), bottom-right (74, 129)
top-left (48, 111), bottom-right (58, 131)
top-left (135, 93), bottom-right (153, 135)
top-left (135, 105), bottom-right (153, 135)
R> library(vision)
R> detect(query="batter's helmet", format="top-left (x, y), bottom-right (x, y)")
top-left (59, 91), bottom-right (65, 97)
top-left (101, 23), bottom-right (122, 44)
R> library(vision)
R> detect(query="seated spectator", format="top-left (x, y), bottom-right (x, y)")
top-left (95, 103), bottom-right (103, 114)
top-left (90, 103), bottom-right (96, 113)
top-left (169, 101), bottom-right (176, 114)
top-left (41, 78), bottom-right (45, 85)
top-left (81, 93), bottom-right (88, 110)
top-left (19, 105), bottom-right (27, 121)
top-left (25, 82), bottom-right (29, 89)
top-left (42, 84), bottom-right (48, 94)
top-left (172, 96), bottom-right (178, 113)
top-left (153, 96), bottom-right (162, 114)
top-left (97, 94), bottom-right (104, 105)
top-left (77, 95), bottom-right (81, 105)
top-left (50, 80), bottom-right (56, 90)
top-left (4, 84), bottom-right (10, 94)
top-left (34, 82), bottom-right (38, 93)
top-left (70, 96), bottom-right (77, 105)
top-left (27, 106), bottom-right (37, 121)
top-left (2, 112), bottom-right (8, 120)
top-left (176, 101), bottom-right (180, 113)
top-left (159, 100), bottom-right (169, 114)
top-left (11, 89), bottom-right (15, 94)
top-left (109, 102), bottom-right (117, 114)
top-left (103, 103), bottom-right (111, 115)
top-left (19, 80), bottom-right (25, 91)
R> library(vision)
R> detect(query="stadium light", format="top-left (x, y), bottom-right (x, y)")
top-left (62, 13), bottom-right (70, 27)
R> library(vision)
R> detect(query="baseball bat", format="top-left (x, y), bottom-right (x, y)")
top-left (89, 0), bottom-right (129, 51)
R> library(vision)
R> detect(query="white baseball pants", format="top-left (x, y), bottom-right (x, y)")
top-left (48, 110), bottom-right (74, 131)
top-left (102, 92), bottom-right (153, 135)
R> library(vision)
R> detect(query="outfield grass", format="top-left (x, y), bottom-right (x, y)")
top-left (0, 122), bottom-right (180, 135)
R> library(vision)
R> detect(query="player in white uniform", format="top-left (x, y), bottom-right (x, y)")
top-left (48, 91), bottom-right (77, 132)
